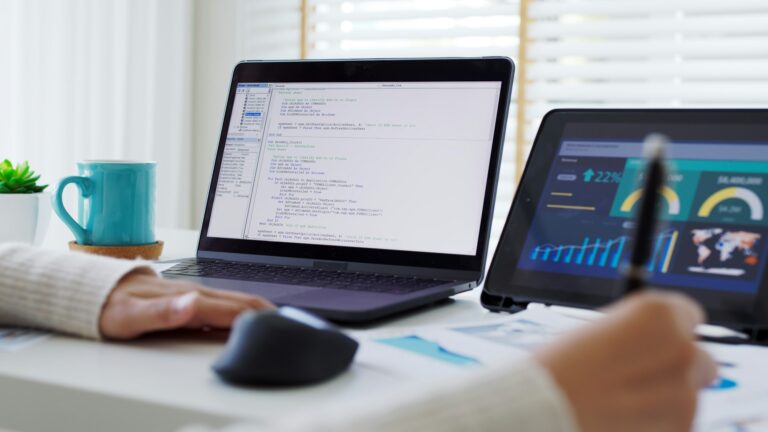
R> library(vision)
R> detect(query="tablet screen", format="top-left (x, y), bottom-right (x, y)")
top-left (516, 122), bottom-right (768, 294)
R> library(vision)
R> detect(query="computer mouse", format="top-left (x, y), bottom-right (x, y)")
top-left (212, 307), bottom-right (359, 386)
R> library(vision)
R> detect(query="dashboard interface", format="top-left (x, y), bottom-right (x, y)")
top-left (517, 122), bottom-right (768, 294)
top-left (206, 81), bottom-right (502, 256)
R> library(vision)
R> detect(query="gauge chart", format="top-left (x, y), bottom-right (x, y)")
top-left (610, 158), bottom-right (699, 221)
top-left (619, 186), bottom-right (682, 216)
top-left (696, 185), bottom-right (765, 224)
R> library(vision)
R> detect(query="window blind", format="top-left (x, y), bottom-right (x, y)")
top-left (304, 0), bottom-right (521, 244)
top-left (235, 0), bottom-right (768, 254)
top-left (520, 0), bottom-right (768, 157)
top-left (236, 0), bottom-right (302, 60)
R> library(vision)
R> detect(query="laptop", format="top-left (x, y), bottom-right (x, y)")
top-left (163, 58), bottom-right (514, 322)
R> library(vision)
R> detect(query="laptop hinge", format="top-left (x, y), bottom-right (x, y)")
top-left (313, 260), bottom-right (348, 271)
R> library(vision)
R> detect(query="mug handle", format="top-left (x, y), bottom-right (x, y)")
top-left (52, 176), bottom-right (93, 245)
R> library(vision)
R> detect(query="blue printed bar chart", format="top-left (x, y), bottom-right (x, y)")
top-left (529, 230), bottom-right (679, 273)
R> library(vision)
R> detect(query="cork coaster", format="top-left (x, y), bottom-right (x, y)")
top-left (68, 241), bottom-right (164, 260)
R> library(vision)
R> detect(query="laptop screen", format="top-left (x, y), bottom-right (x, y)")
top-left (206, 81), bottom-right (502, 256)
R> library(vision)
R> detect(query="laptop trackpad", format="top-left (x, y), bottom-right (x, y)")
top-left (198, 277), bottom-right (317, 300)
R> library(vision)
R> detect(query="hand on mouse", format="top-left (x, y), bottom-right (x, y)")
top-left (99, 272), bottom-right (274, 339)
top-left (534, 292), bottom-right (717, 432)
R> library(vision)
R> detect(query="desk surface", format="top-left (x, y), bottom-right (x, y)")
top-left (0, 220), bottom-right (503, 432)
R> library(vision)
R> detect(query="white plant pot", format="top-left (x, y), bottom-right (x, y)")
top-left (0, 192), bottom-right (52, 246)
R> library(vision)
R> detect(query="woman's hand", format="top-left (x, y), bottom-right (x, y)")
top-left (99, 272), bottom-right (274, 339)
top-left (535, 292), bottom-right (718, 432)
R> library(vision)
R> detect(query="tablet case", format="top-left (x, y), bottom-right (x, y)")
top-left (481, 109), bottom-right (768, 344)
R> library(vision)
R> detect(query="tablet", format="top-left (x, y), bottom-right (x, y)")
top-left (484, 109), bottom-right (768, 329)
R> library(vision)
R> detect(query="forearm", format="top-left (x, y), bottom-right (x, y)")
top-left (0, 243), bottom-right (154, 339)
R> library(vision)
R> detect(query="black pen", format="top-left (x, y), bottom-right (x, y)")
top-left (623, 134), bottom-right (668, 294)
top-left (619, 140), bottom-right (757, 343)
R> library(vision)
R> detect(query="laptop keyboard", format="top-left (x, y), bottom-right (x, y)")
top-left (162, 259), bottom-right (451, 295)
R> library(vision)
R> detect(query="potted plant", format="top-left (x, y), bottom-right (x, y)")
top-left (0, 160), bottom-right (51, 245)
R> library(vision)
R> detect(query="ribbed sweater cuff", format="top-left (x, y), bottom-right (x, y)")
top-left (0, 243), bottom-right (156, 339)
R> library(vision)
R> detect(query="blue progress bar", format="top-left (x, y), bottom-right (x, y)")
top-left (565, 246), bottom-right (574, 263)
top-left (647, 235), bottom-right (665, 272)
top-left (587, 239), bottom-right (601, 266)
top-left (611, 237), bottom-right (625, 268)
top-left (542, 248), bottom-right (551, 260)
top-left (599, 240), bottom-right (613, 267)
top-left (530, 247), bottom-right (539, 260)
top-left (660, 236), bottom-right (675, 273)
top-left (576, 237), bottom-right (589, 264)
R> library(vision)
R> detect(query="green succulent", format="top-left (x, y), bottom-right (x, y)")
top-left (0, 160), bottom-right (48, 193)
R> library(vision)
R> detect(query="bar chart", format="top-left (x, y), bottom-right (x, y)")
top-left (529, 230), bottom-right (679, 273)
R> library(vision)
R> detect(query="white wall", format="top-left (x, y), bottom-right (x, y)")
top-left (192, 0), bottom-right (239, 228)
top-left (0, 0), bottom-right (194, 229)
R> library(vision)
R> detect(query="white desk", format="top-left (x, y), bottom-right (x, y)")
top-left (0, 220), bottom-right (503, 432)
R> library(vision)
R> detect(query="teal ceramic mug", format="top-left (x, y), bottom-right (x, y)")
top-left (52, 161), bottom-right (156, 246)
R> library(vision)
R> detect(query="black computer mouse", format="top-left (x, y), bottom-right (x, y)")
top-left (212, 307), bottom-right (359, 386)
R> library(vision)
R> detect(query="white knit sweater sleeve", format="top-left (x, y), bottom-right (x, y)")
top-left (200, 358), bottom-right (578, 432)
top-left (0, 243), bottom-right (155, 339)
top-left (277, 358), bottom-right (577, 432)
top-left (0, 243), bottom-right (579, 432)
